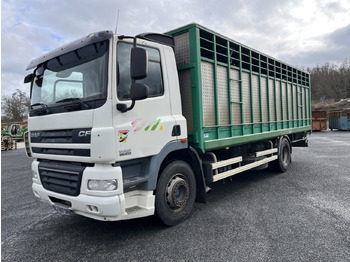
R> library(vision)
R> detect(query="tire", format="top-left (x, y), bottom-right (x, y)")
top-left (269, 137), bottom-right (291, 173)
top-left (155, 161), bottom-right (196, 226)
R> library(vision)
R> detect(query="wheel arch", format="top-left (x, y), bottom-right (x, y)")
top-left (146, 141), bottom-right (207, 203)
top-left (270, 135), bottom-right (292, 172)
top-left (159, 147), bottom-right (207, 203)
top-left (279, 135), bottom-right (292, 154)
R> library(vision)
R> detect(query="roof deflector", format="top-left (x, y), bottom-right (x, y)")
top-left (136, 33), bottom-right (175, 49)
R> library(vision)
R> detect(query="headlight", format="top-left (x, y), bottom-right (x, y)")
top-left (87, 179), bottom-right (118, 191)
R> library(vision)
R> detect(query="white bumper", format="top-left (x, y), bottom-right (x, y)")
top-left (31, 160), bottom-right (155, 221)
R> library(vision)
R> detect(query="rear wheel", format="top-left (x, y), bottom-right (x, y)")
top-left (155, 161), bottom-right (196, 226)
top-left (270, 137), bottom-right (291, 172)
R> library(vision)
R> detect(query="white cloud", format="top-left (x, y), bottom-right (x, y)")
top-left (1, 0), bottom-right (350, 97)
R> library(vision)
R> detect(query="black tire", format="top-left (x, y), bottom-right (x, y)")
top-left (269, 137), bottom-right (291, 172)
top-left (155, 161), bottom-right (196, 226)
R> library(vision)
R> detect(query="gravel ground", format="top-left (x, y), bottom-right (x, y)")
top-left (1, 131), bottom-right (350, 261)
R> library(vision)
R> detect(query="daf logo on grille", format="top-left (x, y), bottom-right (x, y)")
top-left (78, 131), bottom-right (91, 137)
top-left (31, 132), bottom-right (41, 137)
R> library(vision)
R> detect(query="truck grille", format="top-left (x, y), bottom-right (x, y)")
top-left (39, 161), bottom-right (87, 196)
top-left (30, 128), bottom-right (91, 144)
top-left (30, 128), bottom-right (91, 157)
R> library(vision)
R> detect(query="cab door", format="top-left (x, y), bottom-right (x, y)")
top-left (113, 40), bottom-right (176, 161)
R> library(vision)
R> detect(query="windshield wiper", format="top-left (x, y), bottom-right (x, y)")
top-left (30, 103), bottom-right (50, 115)
top-left (56, 98), bottom-right (91, 109)
top-left (31, 102), bottom-right (48, 109)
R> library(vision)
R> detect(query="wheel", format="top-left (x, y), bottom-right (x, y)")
top-left (269, 137), bottom-right (291, 172)
top-left (155, 161), bottom-right (196, 226)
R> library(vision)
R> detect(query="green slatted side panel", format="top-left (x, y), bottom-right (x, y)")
top-left (269, 79), bottom-right (276, 122)
top-left (288, 83), bottom-right (293, 121)
top-left (242, 72), bottom-right (251, 124)
top-left (293, 84), bottom-right (298, 120)
top-left (230, 69), bottom-right (241, 125)
top-left (217, 65), bottom-right (229, 126)
top-left (276, 81), bottom-right (281, 122)
top-left (261, 77), bottom-right (268, 123)
top-left (166, 23), bottom-right (311, 152)
top-left (201, 61), bottom-right (216, 127)
top-left (252, 74), bottom-right (260, 123)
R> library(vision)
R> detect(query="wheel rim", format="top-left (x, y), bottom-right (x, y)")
top-left (166, 174), bottom-right (190, 210)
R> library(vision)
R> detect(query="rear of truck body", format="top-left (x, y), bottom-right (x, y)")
top-left (25, 23), bottom-right (311, 226)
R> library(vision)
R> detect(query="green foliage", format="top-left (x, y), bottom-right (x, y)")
top-left (308, 57), bottom-right (350, 102)
top-left (1, 89), bottom-right (30, 122)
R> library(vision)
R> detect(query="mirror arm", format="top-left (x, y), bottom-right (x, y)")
top-left (116, 36), bottom-right (136, 113)
top-left (133, 36), bottom-right (137, 48)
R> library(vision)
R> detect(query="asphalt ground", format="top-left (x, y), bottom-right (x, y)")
top-left (1, 131), bottom-right (350, 261)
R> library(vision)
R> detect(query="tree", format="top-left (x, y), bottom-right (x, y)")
top-left (1, 89), bottom-right (30, 122)
top-left (308, 57), bottom-right (350, 102)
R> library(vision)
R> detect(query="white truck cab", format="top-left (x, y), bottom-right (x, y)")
top-left (25, 31), bottom-right (192, 225)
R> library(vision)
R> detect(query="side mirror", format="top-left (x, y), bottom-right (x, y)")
top-left (25, 66), bottom-right (44, 83)
top-left (35, 77), bottom-right (43, 87)
top-left (130, 47), bottom-right (148, 80)
top-left (117, 83), bottom-right (149, 113)
top-left (130, 83), bottom-right (149, 100)
top-left (130, 83), bottom-right (149, 101)
top-left (117, 46), bottom-right (149, 113)
top-left (24, 73), bottom-right (35, 83)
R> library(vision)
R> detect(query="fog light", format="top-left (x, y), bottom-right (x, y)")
top-left (88, 179), bottom-right (118, 191)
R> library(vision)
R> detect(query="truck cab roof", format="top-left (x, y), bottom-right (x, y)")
top-left (26, 31), bottom-right (114, 70)
top-left (26, 31), bottom-right (175, 71)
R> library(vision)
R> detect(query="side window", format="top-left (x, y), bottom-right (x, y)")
top-left (117, 42), bottom-right (163, 100)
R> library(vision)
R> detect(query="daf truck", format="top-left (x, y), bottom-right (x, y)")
top-left (24, 23), bottom-right (311, 226)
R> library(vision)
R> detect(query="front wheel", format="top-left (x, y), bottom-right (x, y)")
top-left (155, 161), bottom-right (196, 226)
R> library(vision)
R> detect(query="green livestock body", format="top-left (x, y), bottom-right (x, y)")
top-left (166, 23), bottom-right (311, 153)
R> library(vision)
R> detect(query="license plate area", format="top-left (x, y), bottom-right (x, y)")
top-left (53, 205), bottom-right (73, 216)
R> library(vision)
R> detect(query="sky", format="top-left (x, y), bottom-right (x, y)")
top-left (1, 0), bottom-right (350, 98)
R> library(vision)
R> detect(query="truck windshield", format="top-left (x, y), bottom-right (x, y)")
top-left (30, 40), bottom-right (109, 114)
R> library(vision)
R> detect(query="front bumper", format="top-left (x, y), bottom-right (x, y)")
top-left (31, 160), bottom-right (155, 221)
top-left (32, 183), bottom-right (124, 221)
